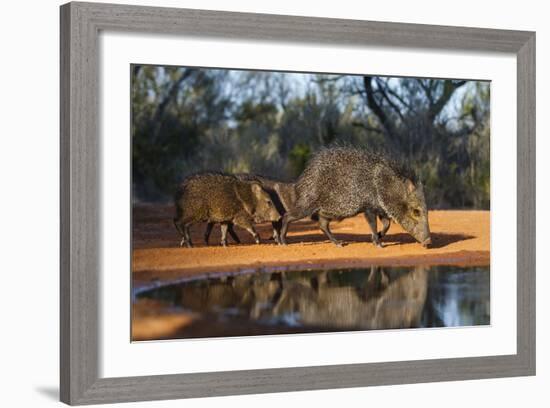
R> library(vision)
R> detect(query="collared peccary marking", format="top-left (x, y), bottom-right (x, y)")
top-left (204, 174), bottom-right (298, 245)
top-left (279, 147), bottom-right (431, 248)
top-left (173, 173), bottom-right (281, 247)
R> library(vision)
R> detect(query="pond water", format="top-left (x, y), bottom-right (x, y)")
top-left (135, 265), bottom-right (489, 339)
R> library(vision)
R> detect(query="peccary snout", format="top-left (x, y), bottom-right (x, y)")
top-left (390, 180), bottom-right (431, 247)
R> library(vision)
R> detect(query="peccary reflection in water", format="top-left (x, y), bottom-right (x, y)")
top-left (271, 267), bottom-right (428, 330)
top-left (141, 267), bottom-right (440, 331)
top-left (139, 266), bottom-right (490, 336)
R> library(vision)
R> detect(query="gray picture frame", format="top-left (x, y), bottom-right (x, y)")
top-left (60, 1), bottom-right (536, 405)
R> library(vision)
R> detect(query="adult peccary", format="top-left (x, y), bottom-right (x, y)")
top-left (279, 146), bottom-right (431, 248)
top-left (173, 173), bottom-right (281, 247)
top-left (203, 174), bottom-right (297, 245)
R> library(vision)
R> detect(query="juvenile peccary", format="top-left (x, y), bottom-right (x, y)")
top-left (173, 173), bottom-right (281, 247)
top-left (279, 146), bottom-right (431, 248)
top-left (204, 174), bottom-right (298, 245)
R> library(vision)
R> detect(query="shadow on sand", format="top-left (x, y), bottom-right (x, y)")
top-left (283, 231), bottom-right (474, 249)
top-left (134, 212), bottom-right (475, 249)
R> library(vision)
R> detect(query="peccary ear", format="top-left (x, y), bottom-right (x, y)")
top-left (250, 182), bottom-right (264, 198)
top-left (405, 179), bottom-right (416, 194)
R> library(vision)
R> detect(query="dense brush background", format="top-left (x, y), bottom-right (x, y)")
top-left (132, 66), bottom-right (490, 209)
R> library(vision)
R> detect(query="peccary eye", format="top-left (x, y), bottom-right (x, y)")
top-left (413, 209), bottom-right (421, 217)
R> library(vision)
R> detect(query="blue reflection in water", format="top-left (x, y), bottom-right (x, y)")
top-left (137, 265), bottom-right (489, 338)
top-left (423, 267), bottom-right (490, 328)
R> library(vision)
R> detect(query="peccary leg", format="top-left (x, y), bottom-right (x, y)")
top-left (234, 217), bottom-right (261, 244)
top-left (378, 216), bottom-right (391, 238)
top-left (247, 226), bottom-right (261, 244)
top-left (279, 209), bottom-right (309, 245)
top-left (227, 224), bottom-right (241, 244)
top-left (173, 218), bottom-right (187, 247)
top-left (364, 210), bottom-right (383, 248)
top-left (271, 220), bottom-right (282, 244)
top-left (204, 222), bottom-right (214, 245)
top-left (205, 222), bottom-right (240, 245)
top-left (173, 218), bottom-right (183, 235)
top-left (220, 223), bottom-right (229, 247)
top-left (318, 215), bottom-right (344, 247)
top-left (183, 224), bottom-right (193, 248)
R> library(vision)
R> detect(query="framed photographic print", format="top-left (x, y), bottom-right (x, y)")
top-left (60, 1), bottom-right (535, 405)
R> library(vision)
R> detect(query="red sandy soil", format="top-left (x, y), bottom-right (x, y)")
top-left (132, 204), bottom-right (489, 289)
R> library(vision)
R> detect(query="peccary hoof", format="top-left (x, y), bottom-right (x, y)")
top-left (333, 240), bottom-right (345, 247)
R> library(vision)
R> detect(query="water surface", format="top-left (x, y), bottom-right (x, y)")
top-left (135, 265), bottom-right (489, 339)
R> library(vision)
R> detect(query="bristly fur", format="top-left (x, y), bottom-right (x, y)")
top-left (233, 173), bottom-right (300, 242)
top-left (301, 144), bottom-right (418, 185)
top-left (281, 145), bottom-right (430, 246)
top-left (233, 174), bottom-right (296, 213)
top-left (294, 146), bottom-right (418, 220)
top-left (175, 171), bottom-right (232, 198)
top-left (173, 172), bottom-right (281, 247)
